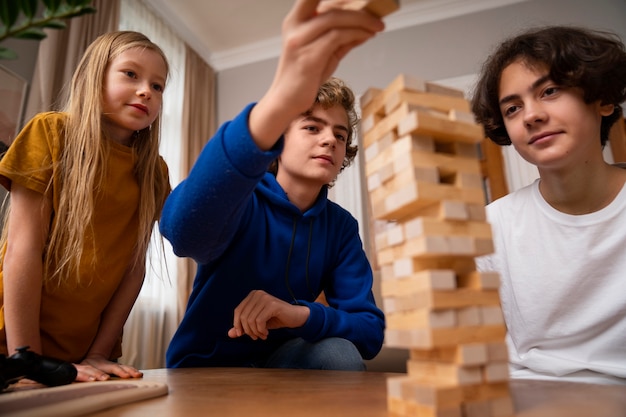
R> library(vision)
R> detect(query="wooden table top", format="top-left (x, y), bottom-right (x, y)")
top-left (82, 367), bottom-right (626, 417)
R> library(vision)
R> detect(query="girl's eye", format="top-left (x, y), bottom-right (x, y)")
top-left (124, 70), bottom-right (136, 78)
top-left (152, 83), bottom-right (164, 92)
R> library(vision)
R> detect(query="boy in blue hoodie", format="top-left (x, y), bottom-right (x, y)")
top-left (161, 0), bottom-right (386, 370)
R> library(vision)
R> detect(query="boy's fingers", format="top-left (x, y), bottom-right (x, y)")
top-left (287, 0), bottom-right (321, 23)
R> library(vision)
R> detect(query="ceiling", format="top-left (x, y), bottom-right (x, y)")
top-left (144, 0), bottom-right (528, 71)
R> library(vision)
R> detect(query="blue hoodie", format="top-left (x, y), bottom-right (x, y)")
top-left (162, 104), bottom-right (385, 368)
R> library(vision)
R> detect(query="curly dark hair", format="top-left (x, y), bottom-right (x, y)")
top-left (267, 77), bottom-right (359, 186)
top-left (471, 26), bottom-right (626, 146)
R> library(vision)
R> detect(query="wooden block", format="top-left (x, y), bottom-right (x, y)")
top-left (381, 234), bottom-right (494, 259)
top-left (398, 109), bottom-right (485, 144)
top-left (393, 150), bottom-right (483, 179)
top-left (374, 228), bottom-right (391, 252)
top-left (480, 305), bottom-right (505, 326)
top-left (389, 376), bottom-right (510, 408)
top-left (338, 0), bottom-right (400, 17)
top-left (360, 111), bottom-right (382, 135)
top-left (416, 200), bottom-right (469, 221)
top-left (381, 269), bottom-right (457, 295)
top-left (407, 360), bottom-right (483, 386)
top-left (394, 164), bottom-right (441, 187)
top-left (364, 130), bottom-right (395, 162)
top-left (376, 245), bottom-right (396, 266)
top-left (453, 172), bottom-right (484, 190)
top-left (409, 344), bottom-right (488, 366)
top-left (434, 140), bottom-right (480, 159)
top-left (371, 180), bottom-right (486, 221)
top-left (385, 324), bottom-right (506, 350)
top-left (457, 271), bottom-right (500, 290)
top-left (486, 342), bottom-right (509, 362)
top-left (456, 306), bottom-right (482, 327)
top-left (482, 362), bottom-right (510, 383)
top-left (448, 108), bottom-right (476, 124)
top-left (385, 73), bottom-right (429, 94)
top-left (466, 202), bottom-right (487, 221)
top-left (424, 81), bottom-right (466, 98)
top-left (359, 86), bottom-right (382, 111)
top-left (388, 376), bottom-right (462, 408)
top-left (384, 90), bottom-right (470, 117)
top-left (385, 222), bottom-right (405, 246)
top-left (365, 133), bottom-right (436, 177)
top-left (490, 395), bottom-right (515, 417)
top-left (386, 308), bottom-right (456, 330)
top-left (360, 74), bottom-right (426, 122)
top-left (403, 217), bottom-right (493, 241)
top-left (319, 0), bottom-right (400, 18)
top-left (460, 382), bottom-right (511, 405)
top-left (383, 288), bottom-right (502, 312)
top-left (366, 170), bottom-right (383, 192)
top-left (462, 400), bottom-right (491, 417)
top-left (364, 101), bottom-right (420, 147)
top-left (388, 398), bottom-right (461, 417)
top-left (389, 256), bottom-right (477, 276)
top-left (369, 161), bottom-right (396, 189)
top-left (368, 163), bottom-right (440, 202)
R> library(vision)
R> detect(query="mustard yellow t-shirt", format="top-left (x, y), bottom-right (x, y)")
top-left (0, 112), bottom-right (168, 362)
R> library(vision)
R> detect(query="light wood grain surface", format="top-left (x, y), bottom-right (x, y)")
top-left (80, 368), bottom-right (626, 417)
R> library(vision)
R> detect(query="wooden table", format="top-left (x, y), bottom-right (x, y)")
top-left (83, 368), bottom-right (626, 417)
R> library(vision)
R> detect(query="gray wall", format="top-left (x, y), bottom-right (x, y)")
top-left (1, 38), bottom-right (39, 82)
top-left (217, 0), bottom-right (626, 124)
top-left (1, 37), bottom-right (39, 95)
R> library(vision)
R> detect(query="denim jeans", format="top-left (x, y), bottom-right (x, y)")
top-left (261, 337), bottom-right (366, 371)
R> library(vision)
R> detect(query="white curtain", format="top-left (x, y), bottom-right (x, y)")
top-left (118, 0), bottom-right (185, 369)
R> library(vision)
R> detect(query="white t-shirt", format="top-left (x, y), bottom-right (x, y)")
top-left (477, 179), bottom-right (626, 385)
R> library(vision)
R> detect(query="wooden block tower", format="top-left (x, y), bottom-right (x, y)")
top-left (361, 74), bottom-right (514, 417)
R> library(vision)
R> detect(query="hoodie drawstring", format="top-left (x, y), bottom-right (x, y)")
top-left (285, 217), bottom-right (316, 304)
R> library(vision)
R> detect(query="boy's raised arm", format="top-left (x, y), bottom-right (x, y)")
top-left (249, 0), bottom-right (385, 150)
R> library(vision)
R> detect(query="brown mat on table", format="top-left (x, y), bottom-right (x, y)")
top-left (0, 380), bottom-right (168, 416)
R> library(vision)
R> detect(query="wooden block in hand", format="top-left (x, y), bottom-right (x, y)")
top-left (319, 0), bottom-right (400, 17)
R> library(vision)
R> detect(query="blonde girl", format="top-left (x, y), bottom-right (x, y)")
top-left (0, 31), bottom-right (171, 382)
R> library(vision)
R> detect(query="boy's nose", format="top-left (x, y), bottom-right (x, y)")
top-left (321, 136), bottom-right (336, 149)
top-left (523, 102), bottom-right (547, 127)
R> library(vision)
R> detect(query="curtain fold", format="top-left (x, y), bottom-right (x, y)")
top-left (23, 0), bottom-right (119, 119)
top-left (177, 45), bottom-right (216, 323)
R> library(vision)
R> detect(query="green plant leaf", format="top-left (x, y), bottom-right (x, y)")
top-left (0, 0), bottom-right (20, 28)
top-left (75, 5), bottom-right (96, 16)
top-left (42, 18), bottom-right (66, 29)
top-left (0, 0), bottom-right (98, 59)
top-left (19, 0), bottom-right (40, 19)
top-left (14, 27), bottom-right (47, 40)
top-left (66, 0), bottom-right (93, 6)
top-left (0, 46), bottom-right (18, 60)
top-left (41, 0), bottom-right (62, 13)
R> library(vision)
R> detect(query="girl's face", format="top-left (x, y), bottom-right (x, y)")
top-left (276, 103), bottom-right (349, 191)
top-left (498, 59), bottom-right (614, 172)
top-left (102, 47), bottom-right (167, 146)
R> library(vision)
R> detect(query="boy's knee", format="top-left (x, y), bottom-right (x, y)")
top-left (315, 338), bottom-right (365, 371)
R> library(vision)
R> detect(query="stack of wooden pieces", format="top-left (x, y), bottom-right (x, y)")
top-left (361, 74), bottom-right (514, 417)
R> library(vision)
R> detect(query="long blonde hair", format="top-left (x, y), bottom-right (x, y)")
top-left (45, 31), bottom-right (170, 285)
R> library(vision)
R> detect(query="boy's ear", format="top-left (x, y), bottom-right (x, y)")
top-left (599, 103), bottom-right (616, 117)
